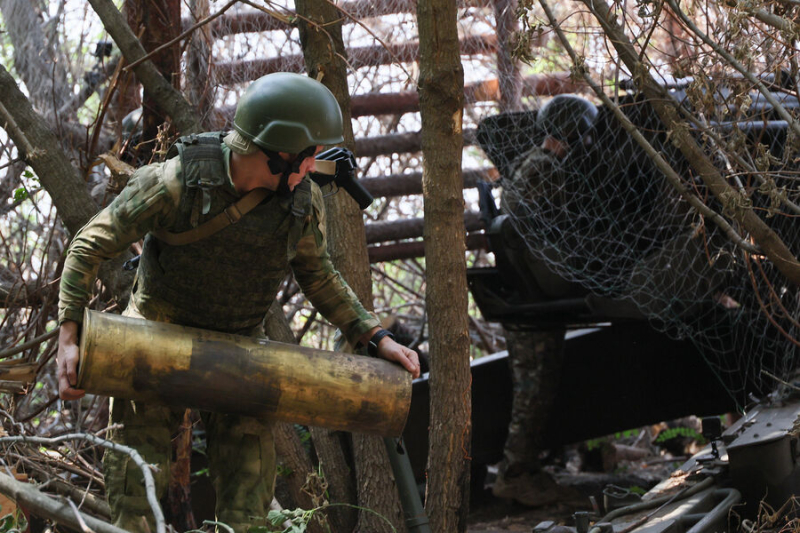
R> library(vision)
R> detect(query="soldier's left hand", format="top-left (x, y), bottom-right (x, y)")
top-left (377, 338), bottom-right (421, 379)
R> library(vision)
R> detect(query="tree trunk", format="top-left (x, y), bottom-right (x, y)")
top-left (494, 0), bottom-right (522, 111)
top-left (264, 303), bottom-right (353, 533)
top-left (296, 2), bottom-right (405, 532)
top-left (0, 0), bottom-right (84, 165)
top-left (417, 1), bottom-right (472, 532)
top-left (88, 0), bottom-right (200, 135)
top-left (187, 0), bottom-right (216, 129)
top-left (0, 66), bottom-right (98, 235)
top-left (0, 0), bottom-right (71, 113)
top-left (125, 0), bottom-right (182, 161)
top-left (272, 423), bottom-right (330, 533)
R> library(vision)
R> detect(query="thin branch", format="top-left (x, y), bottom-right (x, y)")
top-left (761, 369), bottom-right (800, 391)
top-left (0, 100), bottom-right (36, 155)
top-left (0, 433), bottom-right (165, 533)
top-left (666, 0), bottom-right (800, 139)
top-left (0, 328), bottom-right (59, 360)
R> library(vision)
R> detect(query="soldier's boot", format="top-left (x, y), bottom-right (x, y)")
top-left (492, 463), bottom-right (574, 507)
top-left (204, 412), bottom-right (277, 533)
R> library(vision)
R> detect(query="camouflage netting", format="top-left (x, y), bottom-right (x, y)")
top-left (480, 0), bottom-right (800, 404)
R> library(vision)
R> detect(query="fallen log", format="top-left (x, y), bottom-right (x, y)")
top-left (361, 167), bottom-right (497, 199)
top-left (366, 212), bottom-right (483, 244)
top-left (215, 34), bottom-right (497, 85)
top-left (367, 232), bottom-right (488, 263)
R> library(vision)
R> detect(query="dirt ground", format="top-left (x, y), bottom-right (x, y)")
top-left (466, 457), bottom-right (681, 532)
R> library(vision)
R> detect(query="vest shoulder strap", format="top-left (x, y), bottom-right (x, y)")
top-left (169, 132), bottom-right (227, 189)
top-left (152, 188), bottom-right (271, 246)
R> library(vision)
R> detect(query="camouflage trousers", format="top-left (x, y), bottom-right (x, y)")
top-left (500, 328), bottom-right (565, 477)
top-left (103, 303), bottom-right (277, 533)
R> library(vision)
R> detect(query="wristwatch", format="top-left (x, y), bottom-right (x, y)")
top-left (368, 328), bottom-right (395, 357)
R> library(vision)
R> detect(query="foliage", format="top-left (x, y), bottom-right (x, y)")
top-left (255, 504), bottom-right (397, 533)
top-left (654, 426), bottom-right (706, 445)
top-left (585, 429), bottom-right (640, 451)
top-left (0, 510), bottom-right (28, 533)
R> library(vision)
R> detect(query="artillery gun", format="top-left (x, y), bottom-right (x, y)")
top-left (405, 73), bottom-right (800, 525)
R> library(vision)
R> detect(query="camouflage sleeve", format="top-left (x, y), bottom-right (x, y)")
top-left (58, 159), bottom-right (182, 324)
top-left (290, 183), bottom-right (380, 346)
top-left (501, 147), bottom-right (556, 215)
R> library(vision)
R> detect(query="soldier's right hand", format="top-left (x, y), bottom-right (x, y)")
top-left (57, 320), bottom-right (85, 401)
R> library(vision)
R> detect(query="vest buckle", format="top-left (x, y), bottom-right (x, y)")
top-left (224, 204), bottom-right (242, 224)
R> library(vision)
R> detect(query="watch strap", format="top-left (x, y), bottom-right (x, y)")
top-left (368, 328), bottom-right (394, 357)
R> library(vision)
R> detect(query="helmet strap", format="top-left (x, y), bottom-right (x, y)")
top-left (262, 146), bottom-right (318, 196)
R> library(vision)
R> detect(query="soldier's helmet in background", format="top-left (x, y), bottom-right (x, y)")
top-left (537, 94), bottom-right (598, 144)
top-left (230, 72), bottom-right (345, 155)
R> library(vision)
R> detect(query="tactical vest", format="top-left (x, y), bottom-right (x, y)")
top-left (133, 132), bottom-right (312, 334)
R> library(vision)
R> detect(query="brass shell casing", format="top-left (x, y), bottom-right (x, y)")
top-left (78, 310), bottom-right (411, 436)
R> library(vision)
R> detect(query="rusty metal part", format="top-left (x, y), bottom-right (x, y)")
top-left (78, 310), bottom-right (411, 436)
top-left (726, 400), bottom-right (800, 511)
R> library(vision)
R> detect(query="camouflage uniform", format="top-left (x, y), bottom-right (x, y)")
top-left (495, 146), bottom-right (567, 503)
top-left (58, 138), bottom-right (379, 532)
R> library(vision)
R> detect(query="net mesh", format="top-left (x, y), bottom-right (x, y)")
top-left (478, 0), bottom-right (800, 404)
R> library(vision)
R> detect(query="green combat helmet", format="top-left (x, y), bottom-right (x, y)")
top-left (227, 73), bottom-right (345, 194)
top-left (536, 94), bottom-right (598, 143)
top-left (231, 72), bottom-right (344, 154)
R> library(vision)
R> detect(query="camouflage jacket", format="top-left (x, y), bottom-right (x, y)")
top-left (501, 145), bottom-right (567, 217)
top-left (58, 142), bottom-right (379, 344)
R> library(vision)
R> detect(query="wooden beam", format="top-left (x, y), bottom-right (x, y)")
top-left (355, 127), bottom-right (476, 158)
top-left (351, 73), bottom-right (579, 117)
top-left (361, 168), bottom-right (497, 199)
top-left (366, 212), bottom-right (483, 244)
top-left (196, 0), bottom-right (491, 38)
top-left (213, 74), bottom-right (580, 127)
top-left (367, 233), bottom-right (487, 263)
top-left (215, 34), bottom-right (497, 85)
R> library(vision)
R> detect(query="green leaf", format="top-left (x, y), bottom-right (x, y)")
top-left (267, 510), bottom-right (286, 526)
top-left (22, 170), bottom-right (32, 178)
top-left (13, 187), bottom-right (28, 202)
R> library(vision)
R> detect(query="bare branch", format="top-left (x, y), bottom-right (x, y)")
top-left (0, 472), bottom-right (124, 533)
top-left (0, 433), bottom-right (165, 533)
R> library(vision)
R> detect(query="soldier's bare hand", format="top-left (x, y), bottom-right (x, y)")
top-left (377, 338), bottom-right (421, 379)
top-left (57, 321), bottom-right (86, 401)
